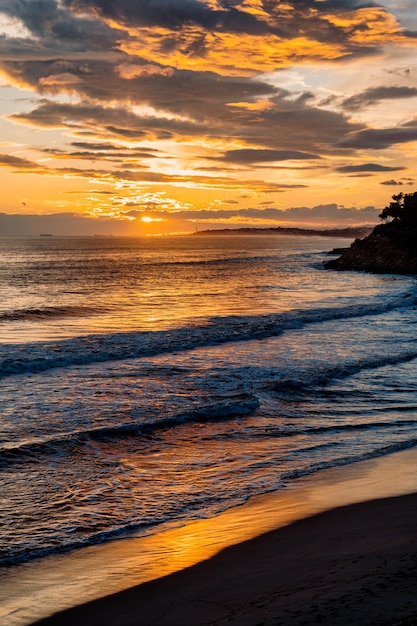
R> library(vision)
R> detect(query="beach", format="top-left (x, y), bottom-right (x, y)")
top-left (0, 447), bottom-right (415, 626)
top-left (35, 491), bottom-right (417, 626)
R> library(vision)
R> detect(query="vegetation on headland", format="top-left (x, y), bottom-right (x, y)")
top-left (193, 226), bottom-right (373, 238)
top-left (324, 192), bottom-right (417, 274)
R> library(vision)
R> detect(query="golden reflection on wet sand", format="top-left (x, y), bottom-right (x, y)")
top-left (1, 447), bottom-right (417, 626)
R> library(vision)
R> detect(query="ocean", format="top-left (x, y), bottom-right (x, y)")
top-left (1, 234), bottom-right (417, 588)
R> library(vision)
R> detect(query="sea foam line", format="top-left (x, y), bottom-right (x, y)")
top-left (2, 437), bottom-right (417, 567)
top-left (0, 305), bottom-right (101, 322)
top-left (0, 295), bottom-right (415, 378)
top-left (272, 350), bottom-right (417, 395)
top-left (0, 396), bottom-right (259, 468)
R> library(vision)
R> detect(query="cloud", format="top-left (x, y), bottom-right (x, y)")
top-left (336, 163), bottom-right (406, 173)
top-left (380, 177), bottom-right (414, 186)
top-left (0, 0), bottom-right (397, 176)
top-left (0, 201), bottom-right (379, 236)
top-left (9, 88), bottom-right (363, 161)
top-left (338, 125), bottom-right (417, 149)
top-left (341, 86), bottom-right (417, 111)
top-left (0, 153), bottom-right (42, 170)
top-left (0, 0), bottom-right (123, 53)
top-left (43, 141), bottom-right (162, 161)
top-left (62, 0), bottom-right (233, 31)
top-left (0, 0), bottom-right (415, 217)
top-left (58, 0), bottom-right (401, 51)
top-left (39, 72), bottom-right (83, 86)
top-left (380, 179), bottom-right (404, 186)
top-left (116, 63), bottom-right (174, 79)
top-left (221, 149), bottom-right (320, 163)
top-left (0, 0), bottom-right (408, 77)
top-left (0, 148), bottom-right (308, 192)
top-left (123, 202), bottom-right (381, 228)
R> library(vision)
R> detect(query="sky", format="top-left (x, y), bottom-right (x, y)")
top-left (0, 0), bottom-right (417, 235)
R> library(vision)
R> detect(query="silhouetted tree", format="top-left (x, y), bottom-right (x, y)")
top-left (379, 192), bottom-right (417, 227)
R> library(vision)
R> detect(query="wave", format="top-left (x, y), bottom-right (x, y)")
top-left (0, 396), bottom-right (259, 468)
top-left (1, 294), bottom-right (415, 378)
top-left (0, 305), bottom-right (101, 322)
top-left (2, 436), bottom-right (417, 567)
top-left (271, 350), bottom-right (417, 395)
top-left (247, 418), bottom-right (417, 440)
top-left (157, 254), bottom-right (279, 267)
top-left (2, 391), bottom-right (416, 470)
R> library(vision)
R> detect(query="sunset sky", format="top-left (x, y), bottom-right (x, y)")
top-left (1, 0), bottom-right (417, 235)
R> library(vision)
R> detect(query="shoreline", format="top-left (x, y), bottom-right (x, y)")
top-left (36, 492), bottom-right (417, 626)
top-left (2, 447), bottom-right (417, 625)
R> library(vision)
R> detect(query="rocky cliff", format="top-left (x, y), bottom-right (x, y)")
top-left (324, 221), bottom-right (417, 274)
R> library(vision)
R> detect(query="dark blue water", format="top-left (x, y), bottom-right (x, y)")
top-left (1, 234), bottom-right (416, 567)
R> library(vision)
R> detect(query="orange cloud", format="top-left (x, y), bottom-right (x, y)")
top-left (227, 100), bottom-right (273, 111)
top-left (117, 5), bottom-right (412, 77)
top-left (121, 29), bottom-right (348, 77)
top-left (326, 7), bottom-right (405, 45)
top-left (39, 73), bottom-right (83, 86)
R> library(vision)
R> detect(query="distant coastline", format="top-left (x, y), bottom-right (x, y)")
top-left (193, 226), bottom-right (373, 238)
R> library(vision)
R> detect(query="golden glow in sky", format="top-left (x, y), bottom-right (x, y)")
top-left (0, 0), bottom-right (417, 234)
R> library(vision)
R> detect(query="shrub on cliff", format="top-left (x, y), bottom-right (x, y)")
top-left (324, 191), bottom-right (417, 273)
top-left (379, 192), bottom-right (417, 228)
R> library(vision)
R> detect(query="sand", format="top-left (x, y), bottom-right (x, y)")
top-left (1, 448), bottom-right (415, 626)
top-left (34, 491), bottom-right (417, 626)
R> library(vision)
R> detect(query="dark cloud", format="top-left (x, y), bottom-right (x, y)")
top-left (380, 178), bottom-right (414, 186)
top-left (308, 0), bottom-right (377, 9)
top-left (275, 0), bottom-right (376, 7)
top-left (341, 86), bottom-right (417, 111)
top-left (10, 86), bottom-right (363, 159)
top-left (57, 0), bottom-right (391, 54)
top-left (59, 0), bottom-right (340, 39)
top-left (63, 0), bottom-right (240, 32)
top-left (221, 149), bottom-right (320, 163)
top-left (0, 0), bottom-right (393, 69)
top-left (336, 163), bottom-right (406, 173)
top-left (338, 126), bottom-right (417, 149)
top-left (1, 57), bottom-right (275, 112)
top-left (10, 99), bottom-right (207, 143)
top-left (43, 142), bottom-right (161, 161)
top-left (70, 142), bottom-right (130, 151)
top-left (125, 203), bottom-right (380, 225)
top-left (0, 0), bottom-right (123, 53)
top-left (0, 154), bottom-right (42, 169)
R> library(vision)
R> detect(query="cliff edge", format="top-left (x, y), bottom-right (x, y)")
top-left (324, 192), bottom-right (417, 275)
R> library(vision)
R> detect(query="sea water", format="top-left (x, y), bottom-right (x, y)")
top-left (1, 234), bottom-right (416, 571)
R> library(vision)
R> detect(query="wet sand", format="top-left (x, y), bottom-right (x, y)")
top-left (30, 448), bottom-right (417, 626)
top-left (2, 448), bottom-right (417, 626)
top-left (35, 491), bottom-right (417, 626)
